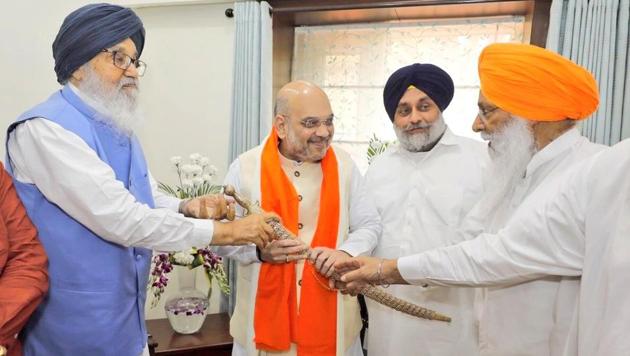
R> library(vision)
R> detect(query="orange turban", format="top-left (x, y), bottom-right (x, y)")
top-left (478, 43), bottom-right (599, 121)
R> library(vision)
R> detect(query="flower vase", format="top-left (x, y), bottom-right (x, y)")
top-left (164, 266), bottom-right (210, 334)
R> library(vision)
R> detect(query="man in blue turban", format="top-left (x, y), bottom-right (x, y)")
top-left (325, 63), bottom-right (489, 355)
top-left (6, 4), bottom-right (276, 356)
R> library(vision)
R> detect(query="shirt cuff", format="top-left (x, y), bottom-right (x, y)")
top-left (155, 195), bottom-right (182, 213)
top-left (397, 254), bottom-right (431, 286)
top-left (189, 218), bottom-right (215, 248)
top-left (337, 241), bottom-right (371, 257)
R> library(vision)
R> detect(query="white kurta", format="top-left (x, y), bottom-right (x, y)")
top-left (217, 143), bottom-right (380, 356)
top-left (398, 138), bottom-right (630, 356)
top-left (462, 129), bottom-right (606, 356)
top-left (7, 118), bottom-right (214, 252)
top-left (340, 128), bottom-right (488, 356)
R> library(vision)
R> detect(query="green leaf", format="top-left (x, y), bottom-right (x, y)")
top-left (158, 182), bottom-right (179, 197)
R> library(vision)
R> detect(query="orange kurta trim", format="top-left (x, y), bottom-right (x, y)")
top-left (254, 129), bottom-right (339, 356)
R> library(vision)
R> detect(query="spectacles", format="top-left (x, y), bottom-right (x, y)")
top-left (478, 106), bottom-right (500, 121)
top-left (299, 116), bottom-right (335, 129)
top-left (101, 49), bottom-right (147, 76)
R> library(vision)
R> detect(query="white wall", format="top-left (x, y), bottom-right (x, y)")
top-left (0, 0), bottom-right (97, 154)
top-left (0, 1), bottom-right (235, 319)
top-left (134, 3), bottom-right (235, 319)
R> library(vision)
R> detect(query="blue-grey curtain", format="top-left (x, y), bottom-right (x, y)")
top-left (221, 0), bottom-right (273, 315)
top-left (547, 0), bottom-right (630, 145)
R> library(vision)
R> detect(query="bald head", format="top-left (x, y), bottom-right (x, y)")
top-left (274, 81), bottom-right (334, 162)
top-left (274, 80), bottom-right (331, 118)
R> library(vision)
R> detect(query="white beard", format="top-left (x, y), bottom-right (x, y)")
top-left (77, 65), bottom-right (143, 136)
top-left (394, 115), bottom-right (447, 152)
top-left (476, 117), bottom-right (536, 226)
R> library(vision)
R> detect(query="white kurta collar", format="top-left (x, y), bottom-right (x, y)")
top-left (526, 128), bottom-right (582, 177)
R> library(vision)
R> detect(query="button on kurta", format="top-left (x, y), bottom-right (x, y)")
top-left (298, 223), bottom-right (303, 230)
top-left (298, 194), bottom-right (303, 201)
top-left (294, 171), bottom-right (300, 177)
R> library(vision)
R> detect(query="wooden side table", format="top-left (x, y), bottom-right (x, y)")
top-left (146, 313), bottom-right (233, 356)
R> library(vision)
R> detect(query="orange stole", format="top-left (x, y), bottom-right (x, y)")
top-left (254, 130), bottom-right (340, 356)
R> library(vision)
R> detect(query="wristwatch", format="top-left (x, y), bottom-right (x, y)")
top-left (0, 345), bottom-right (7, 356)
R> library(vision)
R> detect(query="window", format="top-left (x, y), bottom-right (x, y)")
top-left (292, 16), bottom-right (525, 171)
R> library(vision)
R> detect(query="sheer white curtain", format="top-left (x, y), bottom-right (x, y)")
top-left (292, 17), bottom-right (525, 171)
top-left (547, 0), bottom-right (630, 145)
top-left (224, 0), bottom-right (273, 314)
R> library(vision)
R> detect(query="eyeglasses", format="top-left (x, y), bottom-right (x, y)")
top-left (299, 116), bottom-right (335, 129)
top-left (101, 49), bottom-right (147, 76)
top-left (477, 106), bottom-right (500, 121)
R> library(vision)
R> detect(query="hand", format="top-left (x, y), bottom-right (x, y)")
top-left (213, 212), bottom-right (277, 249)
top-left (260, 238), bottom-right (308, 264)
top-left (308, 247), bottom-right (351, 278)
top-left (181, 194), bottom-right (236, 220)
top-left (335, 256), bottom-right (402, 295)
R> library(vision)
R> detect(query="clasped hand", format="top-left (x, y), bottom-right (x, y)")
top-left (260, 238), bottom-right (308, 263)
top-left (181, 194), bottom-right (236, 220)
top-left (330, 256), bottom-right (403, 295)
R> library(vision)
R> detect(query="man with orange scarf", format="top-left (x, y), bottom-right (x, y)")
top-left (216, 80), bottom-right (381, 356)
top-left (337, 43), bottom-right (604, 356)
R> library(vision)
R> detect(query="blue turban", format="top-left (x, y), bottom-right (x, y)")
top-left (53, 3), bottom-right (145, 84)
top-left (383, 63), bottom-right (454, 121)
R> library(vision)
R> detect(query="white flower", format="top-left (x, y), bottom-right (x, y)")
top-left (190, 164), bottom-right (203, 176)
top-left (170, 156), bottom-right (182, 166)
top-left (172, 251), bottom-right (194, 265)
top-left (181, 179), bottom-right (193, 188)
top-left (189, 153), bottom-right (202, 164)
top-left (192, 177), bottom-right (204, 186)
top-left (199, 157), bottom-right (209, 166)
top-left (207, 165), bottom-right (218, 176)
top-left (202, 174), bottom-right (213, 183)
top-left (181, 164), bottom-right (194, 176)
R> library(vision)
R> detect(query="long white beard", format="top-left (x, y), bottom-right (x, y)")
top-left (78, 66), bottom-right (143, 136)
top-left (394, 115), bottom-right (447, 152)
top-left (476, 117), bottom-right (536, 226)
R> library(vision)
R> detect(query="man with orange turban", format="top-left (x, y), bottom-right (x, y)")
top-left (456, 42), bottom-right (606, 356)
top-left (335, 43), bottom-right (605, 356)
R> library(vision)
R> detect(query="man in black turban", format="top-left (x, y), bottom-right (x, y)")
top-left (6, 4), bottom-right (276, 356)
top-left (382, 63), bottom-right (454, 152)
top-left (329, 63), bottom-right (488, 355)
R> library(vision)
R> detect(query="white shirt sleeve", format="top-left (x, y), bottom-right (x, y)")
top-left (338, 163), bottom-right (382, 256)
top-left (210, 158), bottom-right (259, 264)
top-left (149, 171), bottom-right (182, 212)
top-left (398, 164), bottom-right (587, 287)
top-left (7, 118), bottom-right (214, 252)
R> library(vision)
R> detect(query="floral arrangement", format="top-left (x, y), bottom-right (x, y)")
top-left (149, 153), bottom-right (230, 308)
top-left (158, 153), bottom-right (221, 198)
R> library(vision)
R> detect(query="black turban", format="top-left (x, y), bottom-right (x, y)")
top-left (383, 63), bottom-right (454, 121)
top-left (52, 3), bottom-right (145, 84)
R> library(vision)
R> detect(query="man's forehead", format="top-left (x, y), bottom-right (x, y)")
top-left (290, 97), bottom-right (331, 117)
top-left (398, 88), bottom-right (431, 105)
top-left (108, 38), bottom-right (138, 57)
